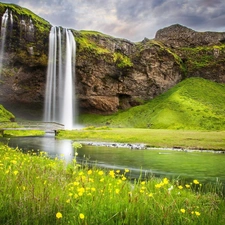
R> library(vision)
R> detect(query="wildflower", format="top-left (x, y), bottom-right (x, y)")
top-left (56, 212), bottom-right (62, 219)
top-left (193, 179), bottom-right (200, 184)
top-left (115, 189), bottom-right (120, 194)
top-left (116, 170), bottom-right (120, 173)
top-left (88, 169), bottom-right (92, 175)
top-left (180, 209), bottom-right (185, 213)
top-left (178, 185), bottom-right (183, 189)
top-left (168, 185), bottom-right (174, 193)
top-left (125, 169), bottom-right (129, 173)
top-left (141, 181), bottom-right (146, 185)
top-left (185, 184), bottom-right (191, 188)
top-left (109, 170), bottom-right (115, 178)
top-left (155, 183), bottom-right (163, 188)
top-left (98, 170), bottom-right (104, 176)
top-left (195, 211), bottom-right (201, 216)
top-left (148, 193), bottom-right (153, 197)
top-left (91, 187), bottom-right (96, 192)
top-left (13, 170), bottom-right (19, 176)
top-left (121, 176), bottom-right (126, 181)
top-left (79, 213), bottom-right (85, 219)
top-left (163, 178), bottom-right (169, 184)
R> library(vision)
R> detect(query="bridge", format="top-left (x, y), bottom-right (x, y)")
top-left (0, 122), bottom-right (65, 135)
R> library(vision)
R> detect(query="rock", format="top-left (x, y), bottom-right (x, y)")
top-left (0, 3), bottom-right (225, 117)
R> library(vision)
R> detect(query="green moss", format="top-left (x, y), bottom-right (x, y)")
top-left (79, 77), bottom-right (225, 130)
top-left (0, 3), bottom-right (51, 33)
top-left (0, 105), bottom-right (15, 122)
top-left (137, 40), bottom-right (186, 75)
top-left (180, 45), bottom-right (225, 70)
top-left (113, 52), bottom-right (133, 68)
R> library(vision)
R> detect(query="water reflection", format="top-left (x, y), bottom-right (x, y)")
top-left (3, 135), bottom-right (225, 184)
top-left (7, 134), bottom-right (74, 163)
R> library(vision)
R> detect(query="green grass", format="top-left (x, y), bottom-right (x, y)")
top-left (57, 128), bottom-right (225, 150)
top-left (0, 105), bottom-right (15, 122)
top-left (1, 143), bottom-right (225, 224)
top-left (79, 77), bottom-right (225, 130)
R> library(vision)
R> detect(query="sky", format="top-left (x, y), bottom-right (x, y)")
top-left (1, 0), bottom-right (225, 42)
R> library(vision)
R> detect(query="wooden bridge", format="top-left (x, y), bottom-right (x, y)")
top-left (0, 122), bottom-right (65, 135)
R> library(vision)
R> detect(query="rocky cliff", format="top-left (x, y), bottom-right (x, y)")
top-left (0, 3), bottom-right (224, 118)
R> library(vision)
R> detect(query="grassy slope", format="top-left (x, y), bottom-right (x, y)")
top-left (79, 77), bottom-right (225, 130)
top-left (0, 105), bottom-right (15, 122)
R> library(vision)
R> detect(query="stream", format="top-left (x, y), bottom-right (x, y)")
top-left (3, 134), bottom-right (225, 184)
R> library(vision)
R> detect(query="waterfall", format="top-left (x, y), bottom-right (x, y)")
top-left (44, 26), bottom-right (77, 130)
top-left (0, 9), bottom-right (13, 76)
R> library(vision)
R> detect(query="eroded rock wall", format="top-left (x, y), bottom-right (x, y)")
top-left (0, 3), bottom-right (225, 117)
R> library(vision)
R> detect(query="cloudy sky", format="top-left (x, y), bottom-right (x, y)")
top-left (1, 0), bottom-right (225, 41)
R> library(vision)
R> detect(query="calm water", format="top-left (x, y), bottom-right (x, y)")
top-left (4, 135), bottom-right (225, 183)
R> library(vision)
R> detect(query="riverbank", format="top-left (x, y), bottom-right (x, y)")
top-left (1, 143), bottom-right (225, 224)
top-left (57, 128), bottom-right (225, 151)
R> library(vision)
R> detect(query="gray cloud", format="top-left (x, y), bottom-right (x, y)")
top-left (0, 0), bottom-right (225, 41)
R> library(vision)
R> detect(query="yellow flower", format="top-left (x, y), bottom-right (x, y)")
top-left (193, 179), bottom-right (200, 184)
top-left (116, 170), bottom-right (120, 173)
top-left (163, 178), bottom-right (169, 184)
top-left (178, 185), bottom-right (183, 189)
top-left (148, 193), bottom-right (153, 197)
top-left (79, 213), bottom-right (85, 219)
top-left (109, 170), bottom-right (115, 178)
top-left (115, 189), bottom-right (120, 194)
top-left (98, 171), bottom-right (104, 176)
top-left (121, 176), bottom-right (126, 181)
top-left (185, 184), bottom-right (191, 188)
top-left (56, 212), bottom-right (62, 219)
top-left (125, 169), bottom-right (129, 173)
top-left (180, 209), bottom-right (185, 213)
top-left (195, 211), bottom-right (201, 216)
top-left (88, 169), bottom-right (92, 175)
top-left (155, 183), bottom-right (162, 188)
top-left (13, 170), bottom-right (19, 176)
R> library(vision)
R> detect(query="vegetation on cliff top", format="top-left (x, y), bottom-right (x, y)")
top-left (180, 44), bottom-right (225, 71)
top-left (0, 105), bottom-right (15, 122)
top-left (79, 77), bottom-right (225, 130)
top-left (0, 2), bottom-right (50, 32)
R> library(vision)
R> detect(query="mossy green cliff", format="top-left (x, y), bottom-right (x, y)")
top-left (0, 3), bottom-right (224, 118)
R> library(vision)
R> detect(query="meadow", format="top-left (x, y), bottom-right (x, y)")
top-left (57, 128), bottom-right (225, 151)
top-left (1, 142), bottom-right (225, 224)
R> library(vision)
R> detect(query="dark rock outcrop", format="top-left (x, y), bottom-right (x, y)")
top-left (0, 3), bottom-right (225, 117)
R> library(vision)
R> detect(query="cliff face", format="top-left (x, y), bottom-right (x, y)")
top-left (0, 4), bottom-right (225, 117)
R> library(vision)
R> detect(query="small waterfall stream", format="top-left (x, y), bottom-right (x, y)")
top-left (0, 9), bottom-right (13, 76)
top-left (44, 27), bottom-right (77, 129)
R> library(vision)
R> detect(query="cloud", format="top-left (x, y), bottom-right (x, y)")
top-left (0, 0), bottom-right (225, 41)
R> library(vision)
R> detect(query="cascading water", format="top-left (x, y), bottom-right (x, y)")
top-left (0, 9), bottom-right (13, 76)
top-left (44, 26), bottom-right (77, 130)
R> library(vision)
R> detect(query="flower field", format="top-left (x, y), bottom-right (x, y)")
top-left (0, 143), bottom-right (225, 224)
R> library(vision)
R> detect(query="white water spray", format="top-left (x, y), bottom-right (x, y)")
top-left (0, 9), bottom-right (13, 76)
top-left (44, 26), bottom-right (77, 129)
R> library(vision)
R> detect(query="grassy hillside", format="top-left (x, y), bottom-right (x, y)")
top-left (0, 105), bottom-right (15, 122)
top-left (79, 77), bottom-right (225, 130)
